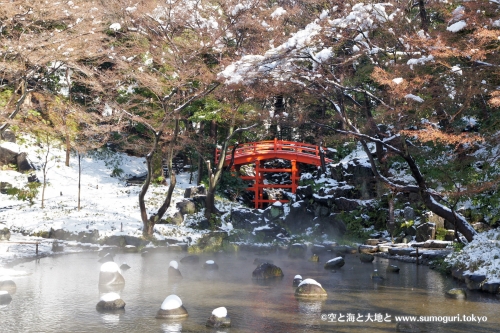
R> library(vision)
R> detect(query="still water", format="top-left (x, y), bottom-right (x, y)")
top-left (1, 249), bottom-right (499, 332)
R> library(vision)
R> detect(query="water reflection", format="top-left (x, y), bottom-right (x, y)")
top-left (98, 283), bottom-right (124, 294)
top-left (160, 322), bottom-right (182, 332)
top-left (100, 312), bottom-right (121, 324)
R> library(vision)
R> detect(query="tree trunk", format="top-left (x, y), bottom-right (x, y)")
top-left (139, 135), bottom-right (158, 233)
top-left (204, 124), bottom-right (258, 219)
top-left (0, 79), bottom-right (28, 137)
top-left (418, 0), bottom-right (429, 32)
top-left (141, 118), bottom-right (180, 237)
top-left (78, 153), bottom-right (81, 211)
top-left (41, 135), bottom-right (50, 209)
top-left (65, 133), bottom-right (71, 167)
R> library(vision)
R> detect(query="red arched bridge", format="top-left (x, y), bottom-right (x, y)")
top-left (215, 138), bottom-right (332, 208)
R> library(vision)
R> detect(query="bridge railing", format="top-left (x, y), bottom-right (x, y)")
top-left (215, 138), bottom-right (323, 164)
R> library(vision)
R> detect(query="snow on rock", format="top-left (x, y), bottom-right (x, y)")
top-left (446, 229), bottom-right (500, 283)
top-left (212, 306), bottom-right (227, 318)
top-left (205, 260), bottom-right (215, 264)
top-left (451, 65), bottom-right (462, 75)
top-left (270, 7), bottom-right (286, 19)
top-left (447, 20), bottom-right (467, 33)
top-left (294, 275), bottom-right (302, 279)
top-left (407, 55), bottom-right (434, 69)
top-left (169, 260), bottom-right (179, 269)
top-left (392, 78), bottom-right (403, 85)
top-left (109, 23), bottom-right (121, 31)
top-left (161, 295), bottom-right (183, 310)
top-left (405, 94), bottom-right (424, 103)
top-left (298, 278), bottom-right (322, 288)
top-left (100, 262), bottom-right (121, 273)
top-left (99, 292), bottom-right (121, 302)
top-left (0, 290), bottom-right (8, 295)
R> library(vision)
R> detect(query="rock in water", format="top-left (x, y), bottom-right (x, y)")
top-left (99, 262), bottom-right (125, 286)
top-left (294, 279), bottom-right (327, 298)
top-left (203, 260), bottom-right (219, 270)
top-left (120, 263), bottom-right (131, 270)
top-left (0, 291), bottom-right (12, 305)
top-left (96, 292), bottom-right (126, 311)
top-left (293, 275), bottom-right (303, 287)
top-left (156, 295), bottom-right (188, 319)
top-left (359, 253), bottom-right (374, 263)
top-left (324, 257), bottom-right (345, 270)
top-left (445, 288), bottom-right (467, 299)
top-left (386, 265), bottom-right (400, 273)
top-left (309, 254), bottom-right (319, 262)
top-left (252, 263), bottom-right (284, 280)
top-left (168, 261), bottom-right (183, 279)
top-left (206, 307), bottom-right (231, 328)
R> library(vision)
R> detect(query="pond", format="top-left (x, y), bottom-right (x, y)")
top-left (1, 249), bottom-right (499, 332)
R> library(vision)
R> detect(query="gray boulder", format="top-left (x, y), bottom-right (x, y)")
top-left (359, 253), bottom-right (374, 263)
top-left (0, 146), bottom-right (18, 166)
top-left (415, 222), bottom-right (436, 242)
top-left (231, 209), bottom-right (260, 231)
top-left (294, 279), bottom-right (327, 298)
top-left (176, 199), bottom-right (197, 215)
top-left (16, 153), bottom-right (35, 172)
top-left (386, 265), bottom-right (400, 273)
top-left (464, 274), bottom-right (486, 290)
top-left (96, 299), bottom-right (126, 311)
top-left (156, 306), bottom-right (189, 319)
top-left (206, 315), bottom-right (231, 328)
top-left (0, 227), bottom-right (11, 241)
top-left (184, 185), bottom-right (205, 198)
top-left (445, 288), bottom-right (467, 299)
top-left (482, 282), bottom-right (500, 294)
top-left (252, 263), bottom-right (284, 280)
top-left (1, 130), bottom-right (16, 142)
top-left (324, 257), bottom-right (345, 270)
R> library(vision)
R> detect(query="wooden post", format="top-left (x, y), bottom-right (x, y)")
top-left (254, 160), bottom-right (260, 209)
top-left (416, 247), bottom-right (419, 265)
top-left (36, 242), bottom-right (38, 256)
top-left (291, 160), bottom-right (298, 193)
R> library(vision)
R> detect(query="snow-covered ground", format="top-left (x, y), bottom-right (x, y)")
top-left (0, 137), bottom-right (234, 267)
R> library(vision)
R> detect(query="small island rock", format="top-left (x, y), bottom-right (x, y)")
top-left (294, 279), bottom-right (327, 298)
top-left (252, 263), bottom-right (284, 280)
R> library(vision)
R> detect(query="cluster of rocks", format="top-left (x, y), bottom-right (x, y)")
top-left (451, 270), bottom-right (500, 295)
top-left (358, 238), bottom-right (453, 265)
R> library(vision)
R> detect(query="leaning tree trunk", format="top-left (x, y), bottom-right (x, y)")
top-left (204, 124), bottom-right (258, 219)
top-left (140, 118), bottom-right (180, 237)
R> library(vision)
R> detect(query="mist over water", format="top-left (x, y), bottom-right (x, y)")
top-left (1, 250), bottom-right (499, 332)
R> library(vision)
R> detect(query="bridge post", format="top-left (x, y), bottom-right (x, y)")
top-left (254, 159), bottom-right (261, 209)
top-left (291, 160), bottom-right (298, 193)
